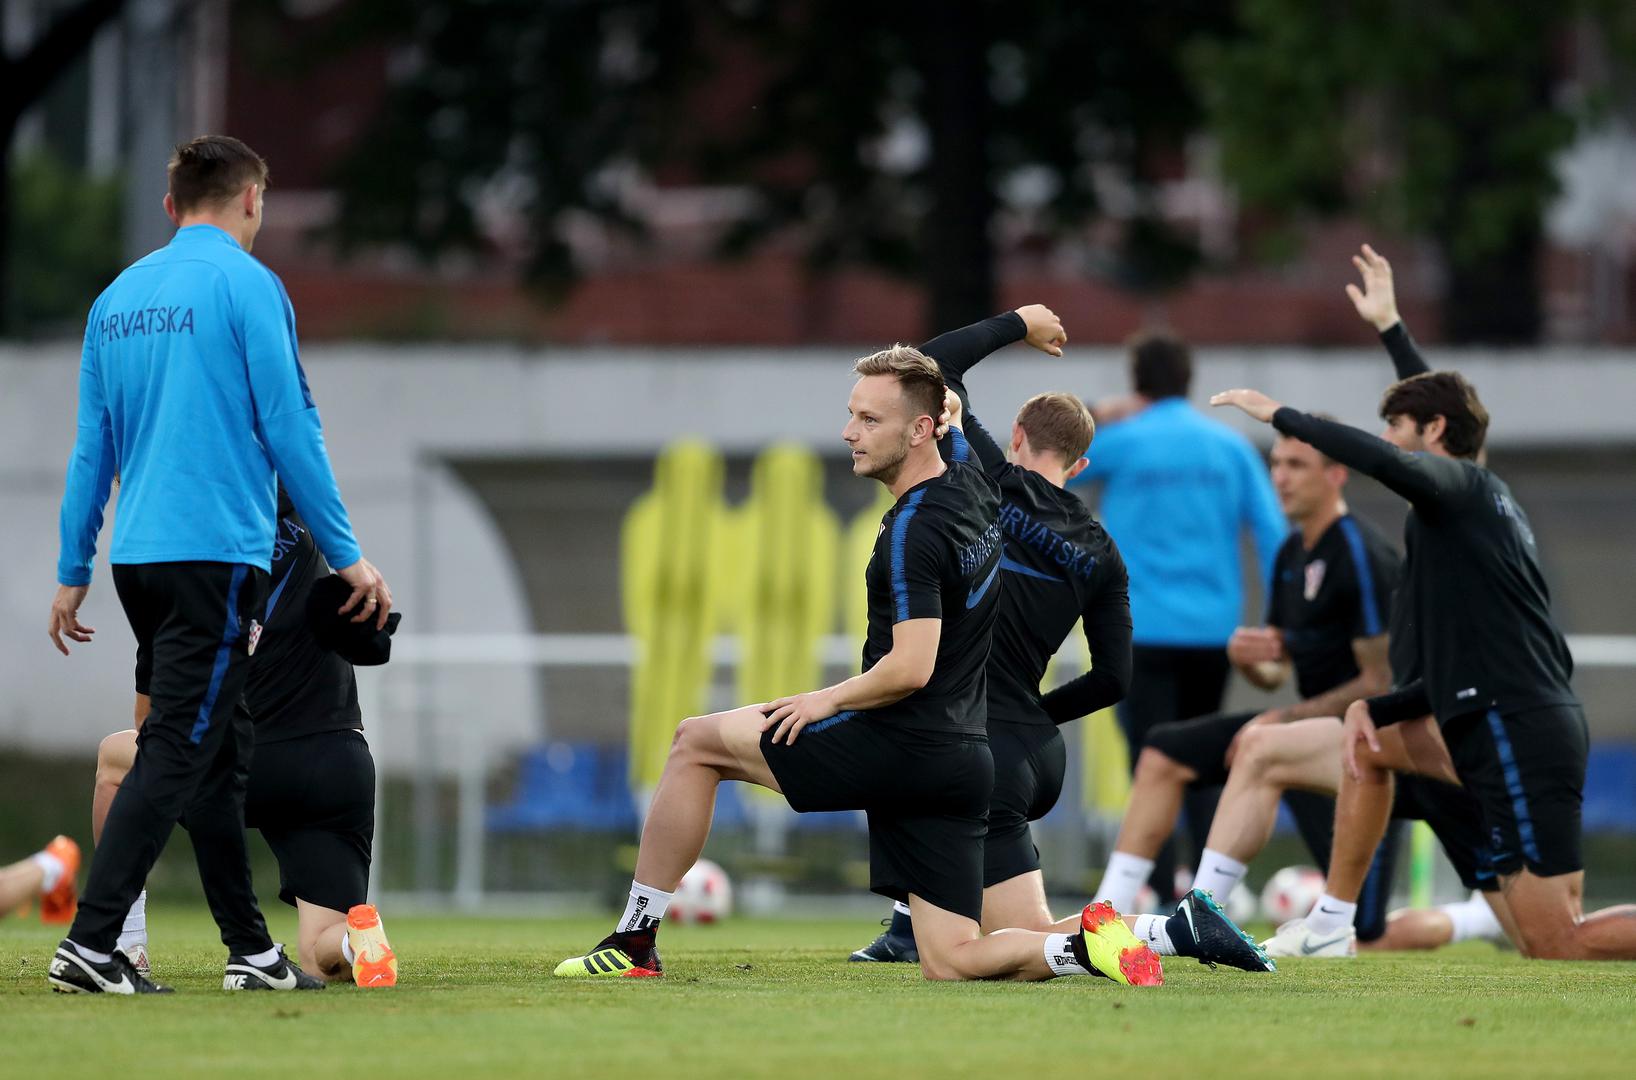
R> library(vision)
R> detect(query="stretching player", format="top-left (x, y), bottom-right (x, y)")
top-left (0, 838), bottom-right (80, 921)
top-left (92, 488), bottom-right (398, 986)
top-left (1092, 428), bottom-right (1401, 940)
top-left (849, 307), bottom-right (1268, 973)
top-left (1213, 374), bottom-right (1636, 960)
top-left (557, 345), bottom-right (1163, 984)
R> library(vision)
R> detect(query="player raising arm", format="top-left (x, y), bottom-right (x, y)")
top-left (1212, 378), bottom-right (1636, 961)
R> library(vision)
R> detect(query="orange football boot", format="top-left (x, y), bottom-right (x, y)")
top-left (346, 904), bottom-right (398, 987)
top-left (39, 836), bottom-right (81, 925)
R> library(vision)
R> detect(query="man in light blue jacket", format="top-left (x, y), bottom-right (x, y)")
top-left (45, 136), bottom-right (390, 995)
top-left (1072, 332), bottom-right (1286, 904)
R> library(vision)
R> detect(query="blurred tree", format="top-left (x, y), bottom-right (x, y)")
top-left (1191, 0), bottom-right (1636, 343)
top-left (6, 151), bottom-right (124, 335)
top-left (0, 0), bottom-right (126, 334)
top-left (276, 0), bottom-right (1232, 335)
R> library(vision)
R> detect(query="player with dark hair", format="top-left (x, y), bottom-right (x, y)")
top-left (1212, 366), bottom-right (1636, 961)
top-left (93, 486), bottom-right (399, 987)
top-left (1091, 426), bottom-right (1403, 943)
top-left (48, 135), bottom-right (390, 995)
top-left (555, 342), bottom-right (1164, 985)
top-left (849, 307), bottom-right (1268, 973)
top-left (1072, 329), bottom-right (1288, 906)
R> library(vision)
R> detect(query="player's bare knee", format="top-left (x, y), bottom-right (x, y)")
top-left (917, 953), bottom-right (962, 981)
top-left (96, 729), bottom-right (137, 786)
top-left (1135, 746), bottom-right (1191, 785)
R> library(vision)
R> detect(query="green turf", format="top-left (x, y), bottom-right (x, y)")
top-left (3, 910), bottom-right (1634, 1079)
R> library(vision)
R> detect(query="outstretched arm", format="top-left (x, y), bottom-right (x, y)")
top-left (922, 305), bottom-right (1068, 473)
top-left (1346, 244), bottom-right (1429, 379)
top-left (1210, 390), bottom-right (1463, 507)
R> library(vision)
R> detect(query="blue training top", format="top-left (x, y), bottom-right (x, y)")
top-left (1070, 398), bottom-right (1287, 648)
top-left (57, 224), bottom-right (360, 585)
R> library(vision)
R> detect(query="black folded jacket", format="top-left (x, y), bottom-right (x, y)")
top-left (305, 573), bottom-right (401, 666)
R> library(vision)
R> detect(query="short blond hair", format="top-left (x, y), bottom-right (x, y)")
top-left (852, 344), bottom-right (947, 422)
top-left (1015, 392), bottom-right (1095, 465)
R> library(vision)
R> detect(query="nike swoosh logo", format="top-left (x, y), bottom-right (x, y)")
top-left (965, 560), bottom-right (1001, 609)
top-left (1317, 905), bottom-right (1347, 915)
top-left (997, 555), bottom-right (1063, 583)
top-left (1300, 934), bottom-right (1351, 956)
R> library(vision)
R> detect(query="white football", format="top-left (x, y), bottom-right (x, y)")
top-left (1225, 882), bottom-right (1259, 925)
top-left (1260, 865), bottom-right (1325, 924)
top-left (670, 858), bottom-right (733, 924)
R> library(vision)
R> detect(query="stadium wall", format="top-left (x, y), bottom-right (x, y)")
top-left (4, 343), bottom-right (1635, 765)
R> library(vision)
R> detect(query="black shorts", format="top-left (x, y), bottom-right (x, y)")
top-left (984, 722), bottom-right (1067, 888)
top-left (1443, 705), bottom-right (1587, 879)
top-left (762, 714), bottom-right (993, 921)
top-left (1142, 710), bottom-right (1257, 787)
top-left (1390, 773), bottom-right (1498, 892)
top-left (244, 729), bottom-right (375, 912)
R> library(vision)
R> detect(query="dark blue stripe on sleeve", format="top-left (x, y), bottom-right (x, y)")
top-left (948, 427), bottom-right (970, 463)
top-left (890, 490), bottom-right (928, 621)
top-left (1338, 516), bottom-right (1383, 637)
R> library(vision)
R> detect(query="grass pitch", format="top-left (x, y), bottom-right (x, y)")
top-left (3, 908), bottom-right (1634, 1079)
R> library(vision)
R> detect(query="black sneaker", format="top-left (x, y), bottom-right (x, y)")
top-left (1172, 888), bottom-right (1276, 973)
top-left (223, 945), bottom-right (327, 991)
top-left (48, 940), bottom-right (172, 994)
top-left (849, 917), bottom-right (919, 963)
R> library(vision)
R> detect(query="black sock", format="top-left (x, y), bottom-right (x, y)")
top-left (889, 906), bottom-right (914, 938)
top-left (1166, 911), bottom-right (1201, 958)
top-left (609, 927), bottom-right (657, 952)
top-left (1068, 930), bottom-right (1105, 977)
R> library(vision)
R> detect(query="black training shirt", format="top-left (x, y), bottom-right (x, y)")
top-left (245, 487), bottom-right (363, 742)
top-left (919, 313), bottom-right (1133, 728)
top-left (860, 454), bottom-right (1002, 737)
top-left (1265, 514), bottom-right (1398, 700)
top-left (1271, 409), bottom-right (1576, 723)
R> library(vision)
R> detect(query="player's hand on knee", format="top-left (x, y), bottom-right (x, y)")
top-left (336, 557), bottom-right (393, 629)
top-left (48, 584), bottom-right (94, 655)
top-left (1342, 699), bottom-right (1382, 780)
top-left (762, 689), bottom-right (837, 745)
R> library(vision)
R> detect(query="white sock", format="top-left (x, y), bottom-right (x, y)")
top-left (1305, 893), bottom-right (1356, 935)
top-left (242, 946), bottom-right (281, 968)
top-left (892, 900), bottom-right (912, 917)
top-left (117, 891), bottom-right (148, 954)
top-left (1192, 849), bottom-right (1248, 902)
top-left (1042, 933), bottom-right (1091, 977)
top-left (1442, 892), bottom-right (1504, 944)
top-left (618, 880), bottom-right (673, 933)
top-left (69, 940), bottom-right (113, 965)
top-left (341, 933), bottom-right (356, 965)
top-left (1132, 913), bottom-right (1178, 956)
top-left (1094, 852), bottom-right (1154, 913)
top-left (30, 851), bottom-right (66, 894)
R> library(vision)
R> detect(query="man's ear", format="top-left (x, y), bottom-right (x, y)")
top-left (1010, 423), bottom-right (1026, 455)
top-left (243, 184), bottom-right (260, 217)
top-left (1422, 414), bottom-right (1448, 450)
top-left (163, 192), bottom-right (180, 226)
top-left (1065, 456), bottom-right (1090, 482)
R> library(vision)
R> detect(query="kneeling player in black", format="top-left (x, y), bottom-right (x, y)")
top-left (847, 306), bottom-right (1267, 973)
top-left (1092, 428), bottom-right (1401, 939)
top-left (556, 345), bottom-right (1162, 984)
top-left (92, 489), bottom-right (399, 988)
top-left (1214, 373), bottom-right (1636, 961)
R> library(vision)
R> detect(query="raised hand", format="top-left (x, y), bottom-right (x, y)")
top-left (1016, 304), bottom-right (1067, 356)
top-left (1345, 244), bottom-right (1400, 332)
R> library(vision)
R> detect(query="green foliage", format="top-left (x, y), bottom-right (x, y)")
top-left (275, 1), bottom-right (1236, 315)
top-left (6, 150), bottom-right (123, 336)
